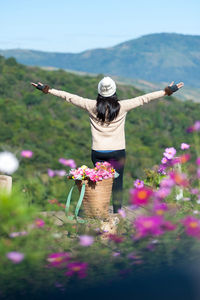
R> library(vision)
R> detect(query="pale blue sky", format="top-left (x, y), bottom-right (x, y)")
top-left (0, 0), bottom-right (200, 53)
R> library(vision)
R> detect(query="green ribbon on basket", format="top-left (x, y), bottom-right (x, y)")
top-left (65, 182), bottom-right (86, 224)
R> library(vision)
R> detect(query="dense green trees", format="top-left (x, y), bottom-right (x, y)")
top-left (0, 55), bottom-right (200, 206)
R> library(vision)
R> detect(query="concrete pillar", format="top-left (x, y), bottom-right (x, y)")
top-left (0, 175), bottom-right (12, 194)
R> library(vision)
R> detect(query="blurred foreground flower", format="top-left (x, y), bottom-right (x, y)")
top-left (134, 215), bottom-right (176, 239)
top-left (181, 143), bottom-right (190, 150)
top-left (35, 219), bottom-right (45, 228)
top-left (65, 262), bottom-right (88, 278)
top-left (134, 179), bottom-right (144, 189)
top-left (130, 186), bottom-right (153, 206)
top-left (59, 158), bottom-right (76, 168)
top-left (47, 252), bottom-right (71, 267)
top-left (9, 231), bottom-right (28, 238)
top-left (21, 150), bottom-right (33, 158)
top-left (79, 235), bottom-right (94, 247)
top-left (6, 252), bottom-right (25, 263)
top-left (0, 151), bottom-right (19, 174)
top-left (163, 147), bottom-right (176, 160)
top-left (181, 216), bottom-right (200, 239)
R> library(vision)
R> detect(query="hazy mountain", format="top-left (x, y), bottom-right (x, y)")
top-left (1, 33), bottom-right (200, 87)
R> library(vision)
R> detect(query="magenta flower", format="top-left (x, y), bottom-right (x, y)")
top-left (134, 179), bottom-right (144, 189)
top-left (59, 158), bottom-right (76, 168)
top-left (130, 186), bottom-right (153, 206)
top-left (157, 164), bottom-right (167, 175)
top-left (35, 218), bottom-right (45, 228)
top-left (48, 168), bottom-right (55, 177)
top-left (21, 150), bottom-right (33, 158)
top-left (79, 235), bottom-right (94, 247)
top-left (181, 216), bottom-right (200, 239)
top-left (196, 158), bottom-right (200, 166)
top-left (134, 215), bottom-right (164, 238)
top-left (47, 252), bottom-right (71, 267)
top-left (181, 143), bottom-right (190, 150)
top-left (107, 233), bottom-right (124, 243)
top-left (163, 147), bottom-right (176, 160)
top-left (6, 252), bottom-right (25, 263)
top-left (197, 168), bottom-right (200, 179)
top-left (65, 262), bottom-right (88, 278)
top-left (153, 202), bottom-right (168, 216)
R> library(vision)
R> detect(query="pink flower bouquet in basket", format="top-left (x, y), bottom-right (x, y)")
top-left (66, 162), bottom-right (119, 221)
top-left (68, 161), bottom-right (118, 182)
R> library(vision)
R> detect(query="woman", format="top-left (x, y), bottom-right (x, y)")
top-left (31, 77), bottom-right (184, 213)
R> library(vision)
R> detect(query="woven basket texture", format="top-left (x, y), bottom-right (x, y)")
top-left (76, 178), bottom-right (113, 219)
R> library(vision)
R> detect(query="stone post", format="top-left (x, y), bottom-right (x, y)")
top-left (0, 175), bottom-right (12, 194)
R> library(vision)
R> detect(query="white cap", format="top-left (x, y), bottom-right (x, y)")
top-left (98, 77), bottom-right (116, 97)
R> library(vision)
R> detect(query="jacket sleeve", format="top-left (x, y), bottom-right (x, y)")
top-left (48, 88), bottom-right (96, 111)
top-left (120, 90), bottom-right (166, 113)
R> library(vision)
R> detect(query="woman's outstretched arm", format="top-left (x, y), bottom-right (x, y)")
top-left (120, 82), bottom-right (184, 113)
top-left (31, 82), bottom-right (96, 111)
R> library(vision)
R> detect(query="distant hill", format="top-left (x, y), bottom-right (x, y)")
top-left (1, 33), bottom-right (200, 87)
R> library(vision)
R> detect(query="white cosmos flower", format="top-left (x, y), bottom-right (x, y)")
top-left (0, 151), bottom-right (19, 175)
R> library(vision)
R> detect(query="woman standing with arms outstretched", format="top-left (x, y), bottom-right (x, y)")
top-left (32, 77), bottom-right (184, 213)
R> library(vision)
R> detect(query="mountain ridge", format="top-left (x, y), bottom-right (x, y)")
top-left (0, 33), bottom-right (200, 87)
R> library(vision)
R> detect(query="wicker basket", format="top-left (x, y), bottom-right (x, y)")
top-left (76, 177), bottom-right (113, 219)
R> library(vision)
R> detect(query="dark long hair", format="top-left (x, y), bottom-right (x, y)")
top-left (96, 93), bottom-right (120, 123)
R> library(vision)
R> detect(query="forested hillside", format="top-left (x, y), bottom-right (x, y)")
top-left (1, 33), bottom-right (200, 86)
top-left (0, 55), bottom-right (199, 205)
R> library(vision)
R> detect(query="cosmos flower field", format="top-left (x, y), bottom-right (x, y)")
top-left (1, 121), bottom-right (200, 299)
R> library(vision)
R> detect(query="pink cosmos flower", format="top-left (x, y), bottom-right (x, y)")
top-left (153, 202), bottom-right (168, 216)
top-left (118, 208), bottom-right (126, 218)
top-left (130, 186), bottom-right (153, 206)
top-left (181, 143), bottom-right (190, 150)
top-left (112, 252), bottom-right (121, 257)
top-left (79, 235), bottom-right (94, 247)
top-left (197, 168), bottom-right (200, 179)
top-left (161, 157), bottom-right (168, 164)
top-left (6, 252), bottom-right (24, 263)
top-left (35, 218), bottom-right (45, 228)
top-left (181, 216), bottom-right (200, 239)
top-left (134, 179), bottom-right (144, 189)
top-left (48, 168), bottom-right (55, 177)
top-left (169, 171), bottom-right (189, 187)
top-left (47, 252), bottom-right (71, 267)
top-left (162, 220), bottom-right (177, 231)
top-left (9, 231), bottom-right (27, 238)
top-left (190, 188), bottom-right (199, 195)
top-left (59, 158), bottom-right (76, 168)
top-left (163, 147), bottom-right (176, 160)
top-left (154, 188), bottom-right (171, 200)
top-left (193, 121), bottom-right (200, 131)
top-left (55, 170), bottom-right (66, 177)
top-left (134, 215), bottom-right (164, 238)
top-left (21, 150), bottom-right (33, 158)
top-left (65, 262), bottom-right (88, 278)
top-left (160, 177), bottom-right (175, 188)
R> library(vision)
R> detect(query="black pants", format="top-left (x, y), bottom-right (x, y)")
top-left (91, 149), bottom-right (126, 213)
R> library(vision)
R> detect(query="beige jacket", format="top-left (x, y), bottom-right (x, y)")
top-left (48, 89), bottom-right (165, 150)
